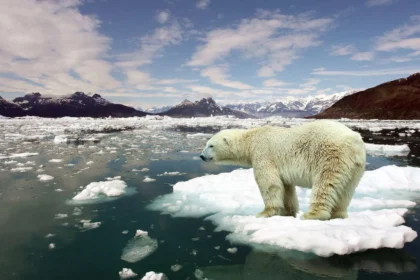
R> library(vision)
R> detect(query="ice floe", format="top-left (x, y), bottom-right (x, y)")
top-left (0, 152), bottom-right (38, 160)
top-left (37, 174), bottom-right (54, 181)
top-left (119, 268), bottom-right (138, 279)
top-left (72, 179), bottom-right (127, 201)
top-left (143, 176), bottom-right (156, 182)
top-left (157, 171), bottom-right (187, 176)
top-left (148, 165), bottom-right (419, 257)
top-left (121, 230), bottom-right (158, 263)
top-left (140, 272), bottom-right (167, 280)
top-left (365, 143), bottom-right (410, 157)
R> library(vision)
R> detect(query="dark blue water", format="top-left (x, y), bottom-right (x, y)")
top-left (0, 128), bottom-right (419, 280)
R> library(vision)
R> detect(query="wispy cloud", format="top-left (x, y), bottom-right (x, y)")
top-left (312, 67), bottom-right (420, 76)
top-left (196, 0), bottom-right (211, 10)
top-left (200, 66), bottom-right (253, 89)
top-left (365, 0), bottom-right (394, 7)
top-left (376, 15), bottom-right (420, 52)
top-left (351, 52), bottom-right (375, 61)
top-left (156, 10), bottom-right (171, 24)
top-left (330, 44), bottom-right (356, 56)
top-left (263, 79), bottom-right (289, 87)
top-left (187, 10), bottom-right (333, 77)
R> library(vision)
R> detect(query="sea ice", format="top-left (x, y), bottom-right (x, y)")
top-left (45, 233), bottom-right (55, 238)
top-left (119, 268), bottom-right (138, 279)
top-left (148, 165), bottom-right (419, 257)
top-left (37, 174), bottom-right (54, 181)
top-left (81, 221), bottom-right (101, 230)
top-left (121, 231), bottom-right (158, 263)
top-left (365, 143), bottom-right (410, 156)
top-left (143, 176), bottom-right (156, 182)
top-left (140, 271), bottom-right (167, 280)
top-left (72, 179), bottom-right (127, 201)
top-left (227, 247), bottom-right (238, 254)
top-left (170, 264), bottom-right (182, 272)
top-left (49, 243), bottom-right (55, 250)
top-left (157, 171), bottom-right (187, 176)
top-left (54, 213), bottom-right (68, 219)
top-left (11, 167), bottom-right (33, 172)
top-left (54, 135), bottom-right (68, 144)
top-left (49, 159), bottom-right (63, 163)
top-left (0, 152), bottom-right (38, 160)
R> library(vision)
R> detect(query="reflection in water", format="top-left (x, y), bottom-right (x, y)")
top-left (202, 249), bottom-right (416, 279)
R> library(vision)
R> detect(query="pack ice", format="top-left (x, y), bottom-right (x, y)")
top-left (148, 165), bottom-right (419, 257)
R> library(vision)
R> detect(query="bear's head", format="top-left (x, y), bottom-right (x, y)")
top-left (200, 130), bottom-right (237, 164)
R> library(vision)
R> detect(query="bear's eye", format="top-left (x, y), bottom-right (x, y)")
top-left (209, 145), bottom-right (214, 148)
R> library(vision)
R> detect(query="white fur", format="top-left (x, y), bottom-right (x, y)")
top-left (200, 120), bottom-right (366, 220)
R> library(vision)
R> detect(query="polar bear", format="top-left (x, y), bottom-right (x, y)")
top-left (200, 120), bottom-right (366, 220)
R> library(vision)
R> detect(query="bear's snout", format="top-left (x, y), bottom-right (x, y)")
top-left (200, 154), bottom-right (213, 162)
top-left (200, 155), bottom-right (205, 161)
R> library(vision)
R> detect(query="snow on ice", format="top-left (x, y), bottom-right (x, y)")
top-left (148, 165), bottom-right (419, 257)
top-left (72, 179), bottom-right (127, 201)
top-left (140, 272), bottom-right (167, 280)
top-left (365, 143), bottom-right (410, 157)
top-left (37, 174), bottom-right (54, 181)
top-left (119, 268), bottom-right (138, 279)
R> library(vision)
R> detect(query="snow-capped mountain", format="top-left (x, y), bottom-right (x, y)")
top-left (145, 105), bottom-right (172, 114)
top-left (160, 98), bottom-right (253, 119)
top-left (1, 92), bottom-right (147, 118)
top-left (224, 90), bottom-right (358, 117)
top-left (0, 96), bottom-right (25, 117)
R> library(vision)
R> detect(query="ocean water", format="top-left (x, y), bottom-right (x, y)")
top-left (0, 117), bottom-right (419, 280)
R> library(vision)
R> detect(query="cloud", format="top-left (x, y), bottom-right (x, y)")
top-left (263, 79), bottom-right (288, 87)
top-left (376, 16), bottom-right (420, 51)
top-left (0, 0), bottom-right (118, 95)
top-left (351, 52), bottom-right (375, 61)
top-left (330, 44), bottom-right (356, 56)
top-left (156, 10), bottom-right (171, 24)
top-left (312, 67), bottom-right (420, 76)
top-left (187, 11), bottom-right (333, 77)
top-left (196, 0), bottom-right (210, 10)
top-left (156, 79), bottom-right (197, 85)
top-left (116, 22), bottom-right (184, 69)
top-left (365, 0), bottom-right (394, 7)
top-left (200, 66), bottom-right (253, 89)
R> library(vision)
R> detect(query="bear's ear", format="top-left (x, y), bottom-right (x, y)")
top-left (223, 137), bottom-right (229, 146)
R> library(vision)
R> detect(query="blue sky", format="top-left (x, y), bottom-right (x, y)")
top-left (0, 0), bottom-right (419, 109)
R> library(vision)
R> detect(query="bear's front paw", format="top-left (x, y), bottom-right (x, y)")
top-left (256, 207), bottom-right (282, 218)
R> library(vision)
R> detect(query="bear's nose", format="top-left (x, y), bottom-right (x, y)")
top-left (200, 155), bottom-right (205, 161)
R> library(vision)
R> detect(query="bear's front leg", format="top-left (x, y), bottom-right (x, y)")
top-left (253, 165), bottom-right (286, 218)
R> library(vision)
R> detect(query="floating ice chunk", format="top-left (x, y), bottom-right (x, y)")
top-left (187, 133), bottom-right (213, 138)
top-left (45, 233), bottom-right (55, 238)
top-left (86, 161), bottom-right (94, 165)
top-left (54, 135), bottom-right (68, 144)
top-left (72, 179), bottom-right (127, 201)
top-left (82, 221), bottom-right (101, 230)
top-left (106, 176), bottom-right (121, 181)
top-left (49, 243), bottom-right (55, 250)
top-left (157, 171), bottom-right (186, 176)
top-left (194, 269), bottom-right (205, 279)
top-left (49, 159), bottom-right (63, 163)
top-left (148, 165), bottom-right (419, 257)
top-left (119, 268), bottom-right (138, 279)
top-left (54, 213), bottom-right (68, 219)
top-left (365, 143), bottom-right (410, 156)
top-left (227, 247), bottom-right (238, 254)
top-left (135, 230), bottom-right (148, 237)
top-left (4, 160), bottom-right (17, 165)
top-left (37, 174), bottom-right (54, 181)
top-left (121, 231), bottom-right (158, 263)
top-left (55, 189), bottom-right (63, 192)
top-left (0, 152), bottom-right (38, 159)
top-left (170, 264), bottom-right (182, 272)
top-left (11, 166), bottom-right (32, 172)
top-left (140, 271), bottom-right (167, 280)
top-left (140, 168), bottom-right (149, 172)
top-left (73, 207), bottom-right (82, 216)
top-left (122, 230), bottom-right (129, 234)
top-left (143, 176), bottom-right (156, 182)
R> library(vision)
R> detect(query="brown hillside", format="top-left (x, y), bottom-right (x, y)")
top-left (310, 73), bottom-right (420, 119)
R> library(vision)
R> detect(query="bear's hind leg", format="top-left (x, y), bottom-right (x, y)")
top-left (254, 167), bottom-right (286, 218)
top-left (302, 181), bottom-right (338, 221)
top-left (284, 184), bottom-right (298, 217)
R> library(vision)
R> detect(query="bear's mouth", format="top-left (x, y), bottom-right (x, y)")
top-left (200, 155), bottom-right (213, 162)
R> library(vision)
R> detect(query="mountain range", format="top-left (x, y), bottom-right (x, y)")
top-left (0, 92), bottom-right (146, 118)
top-left (312, 73), bottom-right (420, 120)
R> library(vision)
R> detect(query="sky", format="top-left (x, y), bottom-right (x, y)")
top-left (0, 0), bottom-right (420, 109)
